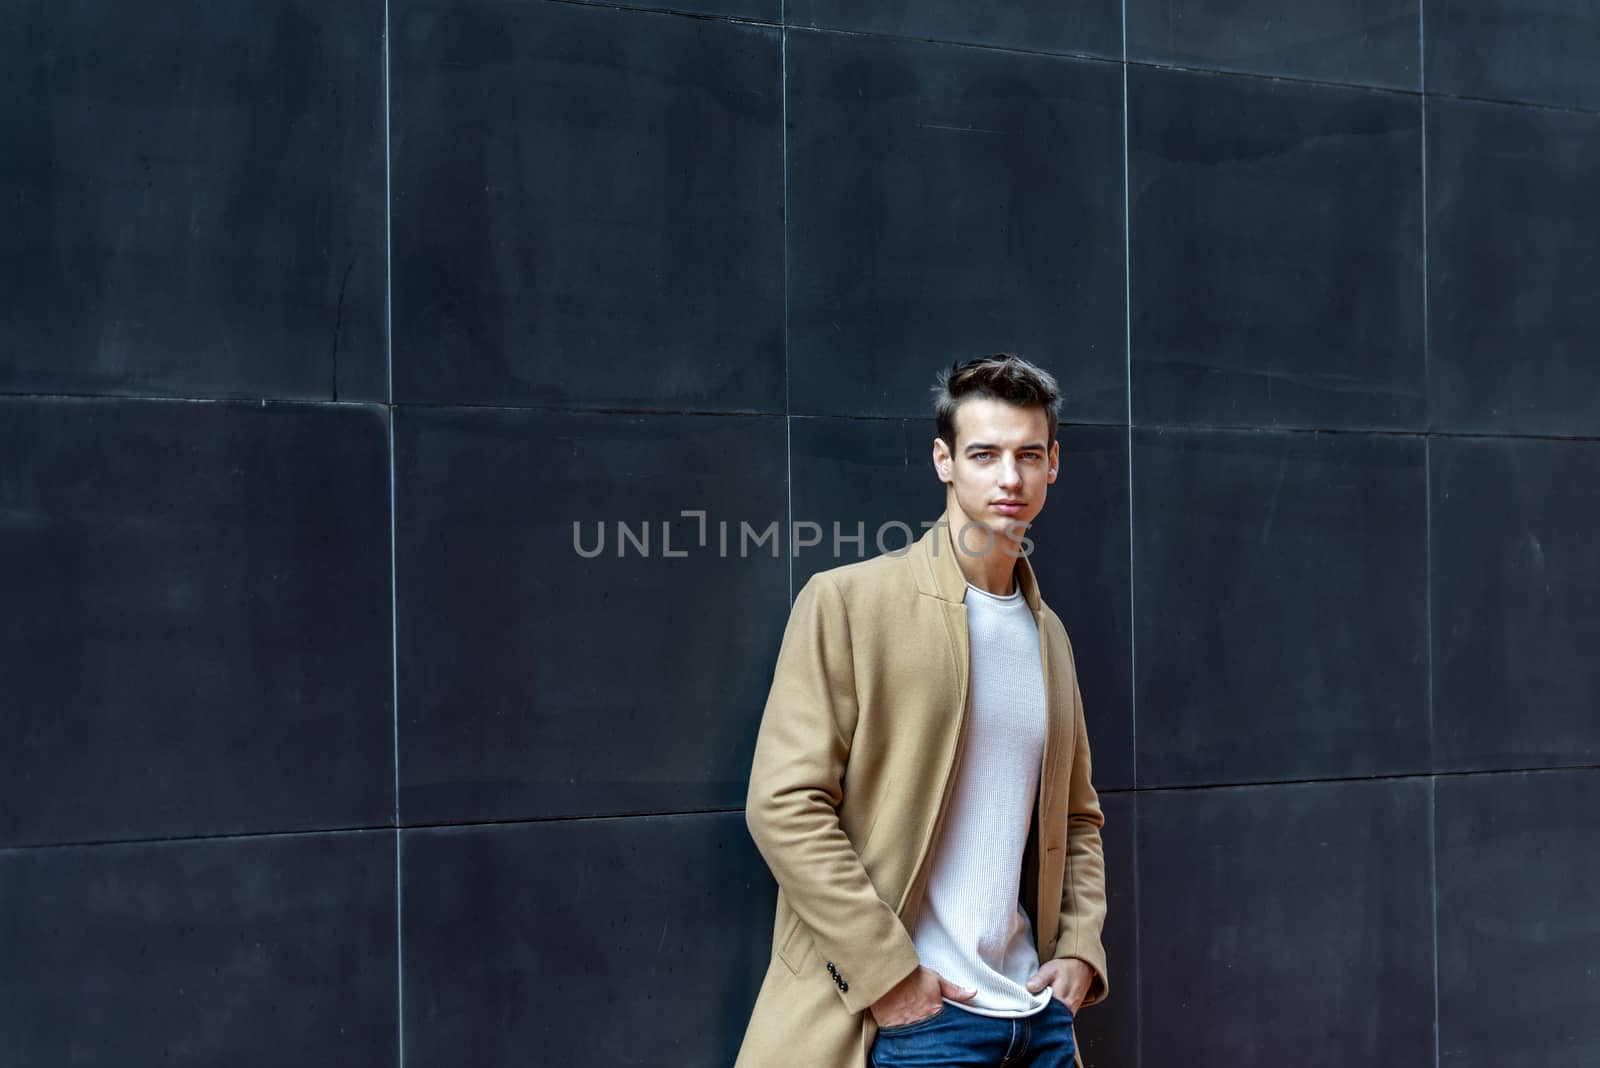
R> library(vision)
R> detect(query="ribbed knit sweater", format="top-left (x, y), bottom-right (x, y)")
top-left (909, 578), bottom-right (1052, 1018)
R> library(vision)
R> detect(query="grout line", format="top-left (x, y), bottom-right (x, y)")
top-left (789, 412), bottom-right (1130, 430)
top-left (0, 807), bottom-right (757, 856)
top-left (1424, 438), bottom-right (1435, 769)
top-left (1064, 421), bottom-right (1600, 444)
top-left (1121, 0), bottom-right (1142, 1057)
top-left (1121, 0), bottom-right (1137, 800)
top-left (1131, 790), bottom-right (1144, 1068)
top-left (0, 823), bottom-right (402, 855)
top-left (396, 400), bottom-right (786, 417)
top-left (782, 20), bottom-right (793, 603)
top-left (1124, 761), bottom-right (1600, 796)
top-left (1419, 0), bottom-right (1428, 98)
top-left (1429, 775), bottom-right (1441, 1068)
top-left (542, 0), bottom-right (780, 29)
top-left (395, 827), bottom-right (405, 1066)
top-left (779, 22), bottom-right (1122, 67)
top-left (385, 806), bottom-right (752, 831)
top-left (1420, 8), bottom-right (1431, 439)
top-left (1421, 8), bottom-right (1440, 1065)
top-left (0, 392), bottom-right (383, 408)
top-left (1421, 86), bottom-right (1600, 118)
top-left (8, 389), bottom-right (1600, 446)
top-left (1420, 40), bottom-right (1438, 1035)
top-left (382, 3), bottom-right (403, 1065)
top-left (384, 5), bottom-right (394, 410)
top-left (384, 3), bottom-right (398, 831)
top-left (7, 764), bottom-right (1594, 855)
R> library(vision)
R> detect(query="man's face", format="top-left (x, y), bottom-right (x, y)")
top-left (933, 397), bottom-right (1059, 544)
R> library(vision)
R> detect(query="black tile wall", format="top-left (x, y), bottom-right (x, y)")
top-left (0, 0), bottom-right (386, 402)
top-left (391, 0), bottom-right (784, 411)
top-left (1436, 770), bottom-right (1600, 1067)
top-left (1127, 0), bottom-right (1419, 89)
top-left (1427, 98), bottom-right (1600, 436)
top-left (1432, 437), bottom-right (1600, 771)
top-left (7, 2), bottom-right (1597, 1064)
top-left (394, 407), bottom-right (789, 825)
top-left (0, 831), bottom-right (397, 1067)
top-left (787, 0), bottom-right (1122, 59)
top-left (0, 398), bottom-right (394, 848)
top-left (1139, 779), bottom-right (1435, 1067)
top-left (1426, 0), bottom-right (1600, 110)
top-left (1072, 790), bottom-right (1138, 1068)
top-left (1133, 427), bottom-right (1430, 787)
top-left (786, 31), bottom-right (1126, 422)
top-left (789, 417), bottom-right (1136, 789)
top-left (402, 813), bottom-right (772, 1067)
top-left (1129, 67), bottom-right (1425, 431)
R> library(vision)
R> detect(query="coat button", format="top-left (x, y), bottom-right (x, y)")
top-left (840, 981), bottom-right (849, 993)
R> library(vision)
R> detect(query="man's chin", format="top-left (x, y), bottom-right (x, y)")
top-left (951, 515), bottom-right (1031, 555)
top-left (988, 512), bottom-right (1035, 534)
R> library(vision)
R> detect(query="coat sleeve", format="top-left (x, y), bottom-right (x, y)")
top-left (744, 572), bottom-right (922, 1015)
top-left (1052, 634), bottom-right (1111, 1007)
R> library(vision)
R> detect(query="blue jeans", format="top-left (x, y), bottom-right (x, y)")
top-left (870, 998), bottom-right (1076, 1067)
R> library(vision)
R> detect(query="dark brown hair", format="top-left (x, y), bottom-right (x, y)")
top-left (932, 353), bottom-right (1062, 451)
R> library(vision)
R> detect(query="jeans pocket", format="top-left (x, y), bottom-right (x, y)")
top-left (875, 1005), bottom-right (947, 1037)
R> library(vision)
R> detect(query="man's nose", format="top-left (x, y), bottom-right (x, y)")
top-left (999, 458), bottom-right (1023, 487)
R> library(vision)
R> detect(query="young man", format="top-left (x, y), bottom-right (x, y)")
top-left (736, 355), bottom-right (1109, 1068)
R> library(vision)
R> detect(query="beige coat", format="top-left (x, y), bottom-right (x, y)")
top-left (736, 512), bottom-right (1110, 1068)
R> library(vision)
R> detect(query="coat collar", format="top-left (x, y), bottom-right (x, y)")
top-left (910, 508), bottom-right (1044, 614)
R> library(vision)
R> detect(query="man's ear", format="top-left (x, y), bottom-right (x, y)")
top-left (932, 437), bottom-right (952, 484)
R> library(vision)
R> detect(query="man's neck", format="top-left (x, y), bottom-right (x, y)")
top-left (945, 512), bottom-right (1022, 597)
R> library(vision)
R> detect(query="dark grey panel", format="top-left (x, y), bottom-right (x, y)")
top-left (1139, 780), bottom-right (1434, 1067)
top-left (1431, 438), bottom-right (1600, 771)
top-left (788, 415), bottom-right (945, 587)
top-left (0, 0), bottom-right (385, 402)
top-left (403, 813), bottom-right (772, 1067)
top-left (0, 831), bottom-right (397, 1067)
top-left (1427, 0), bottom-right (1600, 110)
top-left (0, 398), bottom-right (393, 848)
top-left (1437, 770), bottom-right (1600, 1067)
top-left (787, 33), bottom-right (1126, 423)
top-left (1427, 99), bottom-right (1600, 436)
top-left (391, 0), bottom-right (784, 411)
top-left (395, 407), bottom-right (789, 824)
top-left (1133, 428), bottom-right (1429, 787)
top-left (790, 417), bottom-right (1135, 789)
top-left (1129, 67), bottom-right (1425, 431)
top-left (1127, 0), bottom-right (1418, 88)
top-left (1072, 791), bottom-right (1138, 1068)
top-left (787, 0), bottom-right (1121, 59)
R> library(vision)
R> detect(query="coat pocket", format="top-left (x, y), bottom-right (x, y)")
top-left (777, 909), bottom-right (814, 975)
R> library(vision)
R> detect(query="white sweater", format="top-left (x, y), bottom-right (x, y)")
top-left (910, 579), bottom-right (1052, 1018)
